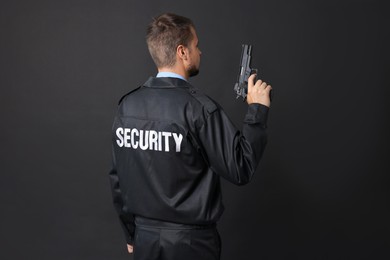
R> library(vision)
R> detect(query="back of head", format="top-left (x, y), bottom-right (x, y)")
top-left (146, 13), bottom-right (194, 68)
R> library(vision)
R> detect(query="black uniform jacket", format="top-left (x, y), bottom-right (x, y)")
top-left (109, 77), bottom-right (269, 244)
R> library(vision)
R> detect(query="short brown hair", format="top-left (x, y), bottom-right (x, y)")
top-left (146, 13), bottom-right (194, 68)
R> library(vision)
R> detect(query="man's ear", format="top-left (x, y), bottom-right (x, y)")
top-left (177, 45), bottom-right (188, 60)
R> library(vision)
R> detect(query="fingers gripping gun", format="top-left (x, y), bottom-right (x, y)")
top-left (234, 44), bottom-right (257, 101)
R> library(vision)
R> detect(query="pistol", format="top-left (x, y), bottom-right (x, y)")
top-left (234, 44), bottom-right (257, 101)
top-left (233, 44), bottom-right (273, 102)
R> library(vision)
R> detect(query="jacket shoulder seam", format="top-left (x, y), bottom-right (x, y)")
top-left (118, 86), bottom-right (142, 105)
top-left (188, 89), bottom-right (217, 114)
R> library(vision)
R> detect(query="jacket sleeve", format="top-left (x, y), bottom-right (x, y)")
top-left (197, 103), bottom-right (269, 185)
top-left (108, 146), bottom-right (135, 244)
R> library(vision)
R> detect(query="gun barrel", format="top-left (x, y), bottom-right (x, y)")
top-left (238, 44), bottom-right (252, 81)
top-left (234, 44), bottom-right (254, 101)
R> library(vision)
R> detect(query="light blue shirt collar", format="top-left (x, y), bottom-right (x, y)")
top-left (156, 72), bottom-right (187, 81)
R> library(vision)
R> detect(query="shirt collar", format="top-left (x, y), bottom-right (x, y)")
top-left (143, 77), bottom-right (192, 89)
top-left (156, 72), bottom-right (187, 81)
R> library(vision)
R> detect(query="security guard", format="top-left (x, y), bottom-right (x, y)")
top-left (109, 13), bottom-right (272, 260)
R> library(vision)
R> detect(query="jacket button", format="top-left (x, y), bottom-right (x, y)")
top-left (190, 90), bottom-right (196, 94)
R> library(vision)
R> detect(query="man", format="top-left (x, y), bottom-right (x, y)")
top-left (109, 13), bottom-right (272, 260)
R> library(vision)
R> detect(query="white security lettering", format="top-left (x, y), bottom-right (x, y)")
top-left (158, 131), bottom-right (162, 151)
top-left (115, 127), bottom-right (183, 153)
top-left (172, 133), bottom-right (183, 152)
top-left (149, 130), bottom-right (158, 150)
top-left (131, 128), bottom-right (139, 149)
top-left (161, 132), bottom-right (172, 152)
top-left (116, 127), bottom-right (124, 147)
top-left (139, 130), bottom-right (149, 150)
top-left (124, 128), bottom-right (131, 147)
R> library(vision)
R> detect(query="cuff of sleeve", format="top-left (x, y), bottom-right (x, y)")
top-left (244, 103), bottom-right (269, 128)
top-left (126, 235), bottom-right (133, 245)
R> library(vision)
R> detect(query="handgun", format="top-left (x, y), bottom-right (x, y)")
top-left (234, 44), bottom-right (257, 101)
top-left (234, 44), bottom-right (273, 102)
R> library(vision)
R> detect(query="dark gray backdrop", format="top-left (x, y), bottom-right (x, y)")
top-left (1, 0), bottom-right (389, 259)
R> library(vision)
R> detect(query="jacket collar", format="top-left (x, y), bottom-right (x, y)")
top-left (143, 77), bottom-right (193, 89)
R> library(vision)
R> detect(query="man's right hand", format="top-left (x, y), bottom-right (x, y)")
top-left (246, 74), bottom-right (272, 107)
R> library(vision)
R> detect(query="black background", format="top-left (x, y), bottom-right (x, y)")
top-left (1, 0), bottom-right (389, 259)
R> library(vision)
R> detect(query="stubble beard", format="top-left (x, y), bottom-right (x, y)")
top-left (188, 64), bottom-right (199, 77)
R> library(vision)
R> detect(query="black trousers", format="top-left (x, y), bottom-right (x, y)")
top-left (133, 216), bottom-right (221, 260)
